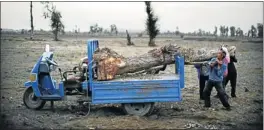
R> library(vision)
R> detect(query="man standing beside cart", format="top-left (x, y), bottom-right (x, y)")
top-left (194, 62), bottom-right (210, 101)
top-left (203, 48), bottom-right (231, 110)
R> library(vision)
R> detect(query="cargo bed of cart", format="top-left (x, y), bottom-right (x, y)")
top-left (84, 48), bottom-right (184, 103)
top-left (81, 40), bottom-right (185, 116)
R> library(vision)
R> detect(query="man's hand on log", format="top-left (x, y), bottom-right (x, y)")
top-left (216, 60), bottom-right (223, 65)
top-left (210, 61), bottom-right (217, 67)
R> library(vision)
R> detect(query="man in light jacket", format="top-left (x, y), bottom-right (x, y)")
top-left (203, 49), bottom-right (231, 110)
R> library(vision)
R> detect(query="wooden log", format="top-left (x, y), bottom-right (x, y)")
top-left (93, 44), bottom-right (235, 80)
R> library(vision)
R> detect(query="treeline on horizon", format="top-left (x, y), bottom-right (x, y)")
top-left (1, 1), bottom-right (263, 45)
top-left (1, 23), bottom-right (263, 38)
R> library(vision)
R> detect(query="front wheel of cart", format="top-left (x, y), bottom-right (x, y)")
top-left (23, 87), bottom-right (46, 110)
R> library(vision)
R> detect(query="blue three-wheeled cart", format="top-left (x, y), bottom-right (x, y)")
top-left (23, 40), bottom-right (185, 116)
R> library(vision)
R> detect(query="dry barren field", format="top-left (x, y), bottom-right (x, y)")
top-left (1, 35), bottom-right (263, 129)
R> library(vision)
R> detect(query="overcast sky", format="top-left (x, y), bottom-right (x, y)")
top-left (1, 2), bottom-right (263, 33)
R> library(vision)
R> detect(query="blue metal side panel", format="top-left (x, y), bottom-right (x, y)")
top-left (175, 56), bottom-right (185, 102)
top-left (87, 40), bottom-right (99, 92)
top-left (175, 56), bottom-right (184, 88)
top-left (92, 80), bottom-right (181, 104)
top-left (53, 80), bottom-right (57, 88)
top-left (177, 56), bottom-right (185, 89)
top-left (175, 56), bottom-right (179, 74)
top-left (82, 81), bottom-right (88, 90)
top-left (26, 56), bottom-right (43, 97)
top-left (58, 82), bottom-right (64, 97)
top-left (41, 75), bottom-right (57, 94)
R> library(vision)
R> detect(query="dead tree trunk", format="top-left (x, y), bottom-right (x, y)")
top-left (148, 38), bottom-right (156, 46)
top-left (126, 30), bottom-right (134, 46)
top-left (93, 44), bottom-right (235, 80)
top-left (30, 1), bottom-right (34, 40)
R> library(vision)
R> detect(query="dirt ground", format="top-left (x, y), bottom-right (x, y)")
top-left (1, 35), bottom-right (263, 129)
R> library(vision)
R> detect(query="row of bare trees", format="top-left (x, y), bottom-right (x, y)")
top-left (28, 1), bottom-right (160, 46)
top-left (28, 1), bottom-right (262, 44)
top-left (218, 26), bottom-right (245, 37)
top-left (216, 24), bottom-right (263, 38)
top-left (88, 24), bottom-right (118, 35)
top-left (30, 2), bottom-right (64, 41)
top-left (29, 2), bottom-right (120, 41)
top-left (174, 24), bottom-right (263, 38)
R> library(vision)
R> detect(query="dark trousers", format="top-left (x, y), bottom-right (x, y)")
top-left (203, 80), bottom-right (230, 108)
top-left (216, 77), bottom-right (228, 97)
top-left (199, 75), bottom-right (209, 100)
top-left (223, 72), bottom-right (237, 96)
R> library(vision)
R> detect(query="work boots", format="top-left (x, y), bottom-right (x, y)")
top-left (231, 87), bottom-right (236, 97)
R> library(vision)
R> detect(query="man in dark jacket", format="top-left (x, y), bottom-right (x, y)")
top-left (223, 46), bottom-right (238, 97)
top-left (194, 62), bottom-right (209, 100)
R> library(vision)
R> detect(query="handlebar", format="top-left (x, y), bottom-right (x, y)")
top-left (45, 57), bottom-right (58, 66)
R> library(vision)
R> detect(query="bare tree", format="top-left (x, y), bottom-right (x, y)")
top-left (98, 27), bottom-right (103, 34)
top-left (239, 30), bottom-right (244, 37)
top-left (213, 26), bottom-right (218, 36)
top-left (103, 29), bottom-right (110, 35)
top-left (220, 26), bottom-right (226, 37)
top-left (220, 26), bottom-right (224, 36)
top-left (248, 30), bottom-right (251, 37)
top-left (42, 2), bottom-right (65, 41)
top-left (75, 25), bottom-right (78, 41)
top-left (236, 27), bottom-right (241, 37)
top-left (89, 24), bottom-right (103, 35)
top-left (257, 23), bottom-right (263, 38)
top-left (137, 32), bottom-right (143, 37)
top-left (202, 30), bottom-right (205, 36)
top-left (126, 30), bottom-right (134, 46)
top-left (235, 27), bottom-right (244, 37)
top-left (230, 26), bottom-right (235, 37)
top-left (30, 1), bottom-right (34, 39)
top-left (89, 25), bottom-right (95, 34)
top-left (198, 29), bottom-right (202, 36)
top-left (110, 24), bottom-right (118, 36)
top-left (225, 26), bottom-right (229, 37)
top-left (145, 1), bottom-right (159, 46)
top-left (175, 26), bottom-right (180, 35)
top-left (251, 25), bottom-right (257, 38)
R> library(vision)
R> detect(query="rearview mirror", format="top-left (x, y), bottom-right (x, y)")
top-left (45, 44), bottom-right (50, 52)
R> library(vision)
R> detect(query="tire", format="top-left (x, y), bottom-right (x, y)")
top-left (122, 102), bottom-right (155, 116)
top-left (23, 87), bottom-right (46, 110)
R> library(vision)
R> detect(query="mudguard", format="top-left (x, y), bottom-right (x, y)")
top-left (24, 81), bottom-right (32, 88)
top-left (24, 81), bottom-right (41, 97)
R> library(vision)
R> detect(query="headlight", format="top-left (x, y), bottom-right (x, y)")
top-left (29, 73), bottom-right (37, 81)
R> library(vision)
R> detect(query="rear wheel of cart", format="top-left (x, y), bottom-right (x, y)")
top-left (122, 102), bottom-right (155, 116)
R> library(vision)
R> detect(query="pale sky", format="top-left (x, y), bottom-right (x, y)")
top-left (1, 2), bottom-right (263, 33)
